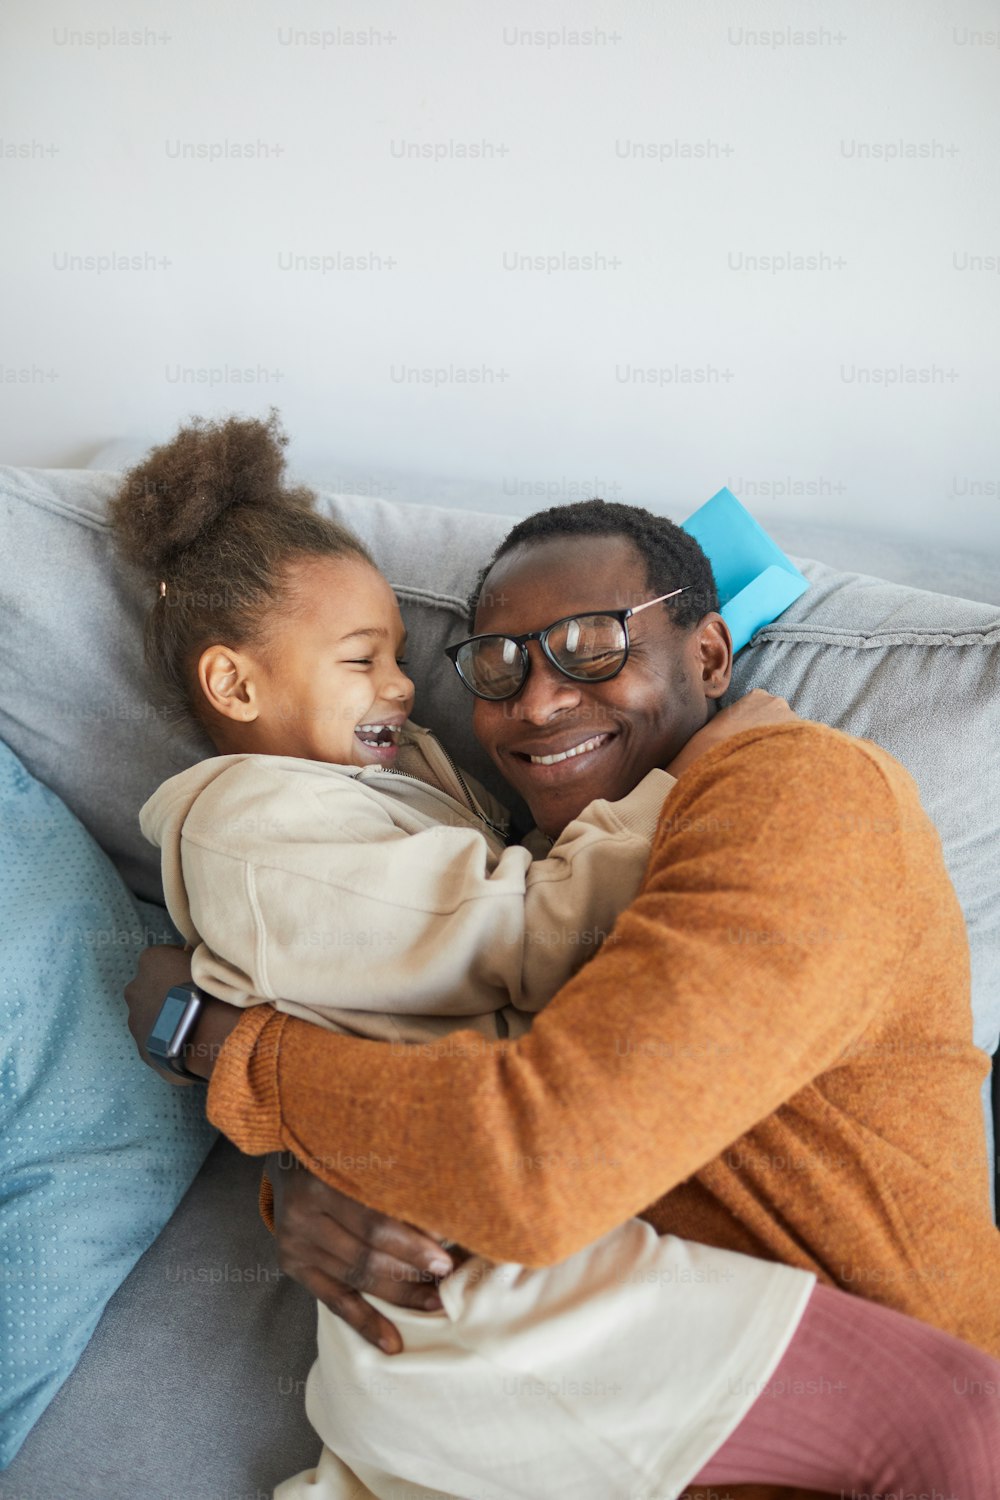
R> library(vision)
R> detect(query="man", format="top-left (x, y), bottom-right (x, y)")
top-left (128, 501), bottom-right (1000, 1499)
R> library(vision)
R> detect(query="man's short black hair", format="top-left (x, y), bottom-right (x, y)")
top-left (469, 498), bottom-right (719, 630)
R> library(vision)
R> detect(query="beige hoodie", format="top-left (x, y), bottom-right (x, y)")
top-left (140, 723), bottom-right (675, 1045)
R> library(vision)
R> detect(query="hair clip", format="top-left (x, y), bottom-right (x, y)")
top-left (158, 580), bottom-right (167, 599)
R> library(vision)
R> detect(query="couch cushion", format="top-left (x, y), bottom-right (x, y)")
top-left (728, 566), bottom-right (1000, 1062)
top-left (0, 738), bottom-right (217, 1466)
top-left (0, 1138), bottom-right (320, 1498)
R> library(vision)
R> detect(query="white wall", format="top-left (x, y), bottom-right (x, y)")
top-left (2, 0), bottom-right (999, 549)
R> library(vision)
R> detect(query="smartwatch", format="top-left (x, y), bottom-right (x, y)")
top-left (147, 981), bottom-right (208, 1082)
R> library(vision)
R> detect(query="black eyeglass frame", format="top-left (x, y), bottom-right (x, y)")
top-left (444, 587), bottom-right (690, 702)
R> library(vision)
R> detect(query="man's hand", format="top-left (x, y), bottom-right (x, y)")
top-left (123, 944), bottom-right (197, 1085)
top-left (268, 1152), bottom-right (455, 1355)
top-left (666, 688), bottom-right (798, 779)
top-left (123, 944), bottom-right (245, 1083)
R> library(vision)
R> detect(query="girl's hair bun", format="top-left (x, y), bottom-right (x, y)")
top-left (109, 408), bottom-right (313, 580)
top-left (107, 408), bottom-right (371, 728)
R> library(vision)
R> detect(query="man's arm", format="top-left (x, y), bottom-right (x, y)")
top-left (206, 723), bottom-right (910, 1267)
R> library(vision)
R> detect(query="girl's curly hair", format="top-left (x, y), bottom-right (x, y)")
top-left (108, 409), bottom-right (372, 725)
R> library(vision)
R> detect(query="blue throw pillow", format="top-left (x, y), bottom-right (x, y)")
top-left (0, 739), bottom-right (216, 1467)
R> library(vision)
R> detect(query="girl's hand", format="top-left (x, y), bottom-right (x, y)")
top-left (666, 689), bottom-right (798, 778)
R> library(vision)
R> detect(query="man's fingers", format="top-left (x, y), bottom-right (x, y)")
top-left (329, 1255), bottom-right (445, 1312)
top-left (296, 1182), bottom-right (453, 1281)
top-left (345, 1206), bottom-right (454, 1282)
top-left (334, 1238), bottom-right (444, 1296)
top-left (281, 1238), bottom-right (443, 1314)
top-left (281, 1213), bottom-right (446, 1305)
top-left (304, 1270), bottom-right (405, 1354)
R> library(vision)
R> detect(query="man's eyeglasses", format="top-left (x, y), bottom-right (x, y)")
top-left (445, 588), bottom-right (690, 702)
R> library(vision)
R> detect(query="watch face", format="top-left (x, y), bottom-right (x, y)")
top-left (148, 993), bottom-right (192, 1055)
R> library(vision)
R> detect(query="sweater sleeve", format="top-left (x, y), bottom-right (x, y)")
top-left (207, 725), bottom-right (911, 1266)
top-left (508, 767), bottom-right (673, 1011)
top-left (182, 763), bottom-right (673, 1021)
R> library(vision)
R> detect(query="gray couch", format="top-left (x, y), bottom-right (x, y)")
top-left (2, 466), bottom-right (998, 1500)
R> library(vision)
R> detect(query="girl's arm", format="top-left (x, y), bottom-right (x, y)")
top-left (166, 759), bottom-right (669, 1023)
top-left (154, 692), bottom-right (797, 1027)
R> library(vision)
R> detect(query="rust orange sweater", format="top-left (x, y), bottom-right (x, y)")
top-left (207, 723), bottom-right (1000, 1455)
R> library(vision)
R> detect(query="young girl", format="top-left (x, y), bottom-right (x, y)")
top-left (112, 413), bottom-right (1000, 1500)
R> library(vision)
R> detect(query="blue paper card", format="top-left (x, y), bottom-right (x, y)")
top-left (680, 487), bottom-right (809, 652)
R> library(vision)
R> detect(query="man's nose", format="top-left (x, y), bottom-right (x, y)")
top-left (510, 642), bottom-right (582, 723)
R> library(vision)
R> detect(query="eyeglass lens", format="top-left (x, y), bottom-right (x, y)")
top-left (459, 613), bottom-right (628, 698)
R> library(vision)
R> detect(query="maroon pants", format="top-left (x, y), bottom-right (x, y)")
top-left (690, 1281), bottom-right (1000, 1498)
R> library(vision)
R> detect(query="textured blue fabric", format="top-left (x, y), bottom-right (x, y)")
top-left (0, 739), bottom-right (217, 1468)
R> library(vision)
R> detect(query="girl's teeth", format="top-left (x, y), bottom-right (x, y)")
top-left (356, 723), bottom-right (396, 747)
top-left (528, 735), bottom-right (607, 766)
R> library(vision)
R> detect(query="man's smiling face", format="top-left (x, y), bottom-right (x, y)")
top-left (470, 535), bottom-right (732, 837)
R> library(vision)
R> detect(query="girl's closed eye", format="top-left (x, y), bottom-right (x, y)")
top-left (343, 654), bottom-right (409, 668)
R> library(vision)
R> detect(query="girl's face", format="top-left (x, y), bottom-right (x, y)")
top-left (202, 555), bottom-right (415, 767)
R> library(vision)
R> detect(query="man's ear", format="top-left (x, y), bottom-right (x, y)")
top-left (696, 614), bottom-right (733, 701)
top-left (197, 645), bottom-right (260, 723)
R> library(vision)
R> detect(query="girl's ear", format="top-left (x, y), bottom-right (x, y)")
top-left (197, 645), bottom-right (260, 722)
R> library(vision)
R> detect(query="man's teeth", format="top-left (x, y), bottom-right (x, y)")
top-left (527, 734), bottom-right (608, 766)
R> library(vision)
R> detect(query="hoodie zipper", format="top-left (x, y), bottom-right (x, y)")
top-left (431, 739), bottom-right (511, 843)
top-left (373, 764), bottom-right (510, 844)
top-left (361, 731), bottom-right (511, 844)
